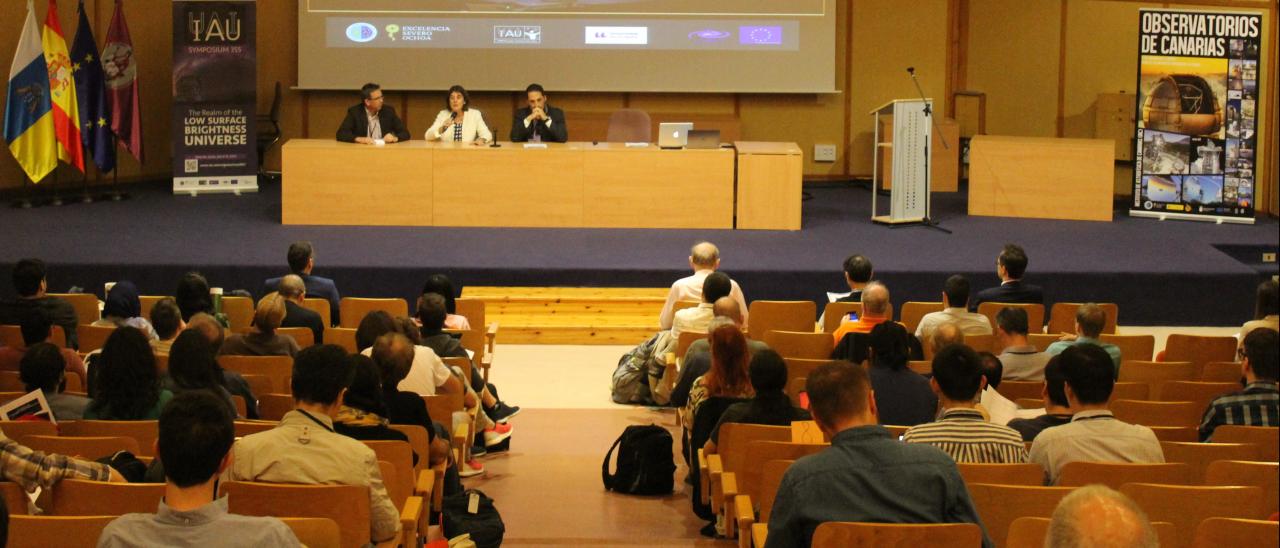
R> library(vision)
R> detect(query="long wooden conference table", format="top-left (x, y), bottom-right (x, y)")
top-left (281, 139), bottom-right (801, 230)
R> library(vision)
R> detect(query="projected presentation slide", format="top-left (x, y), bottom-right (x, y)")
top-left (297, 0), bottom-right (837, 93)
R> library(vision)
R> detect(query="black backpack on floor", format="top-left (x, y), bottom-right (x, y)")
top-left (442, 488), bottom-right (505, 548)
top-left (602, 424), bottom-right (675, 496)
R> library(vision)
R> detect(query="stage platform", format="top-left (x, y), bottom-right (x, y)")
top-left (2, 181), bottom-right (1275, 327)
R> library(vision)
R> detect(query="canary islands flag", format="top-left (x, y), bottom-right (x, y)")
top-left (43, 0), bottom-right (85, 172)
top-left (3, 0), bottom-right (58, 182)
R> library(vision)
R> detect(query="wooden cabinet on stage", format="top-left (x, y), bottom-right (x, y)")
top-left (735, 142), bottom-right (803, 230)
top-left (968, 135), bottom-right (1114, 222)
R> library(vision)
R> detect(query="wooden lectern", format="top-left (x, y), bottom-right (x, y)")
top-left (870, 99), bottom-right (932, 224)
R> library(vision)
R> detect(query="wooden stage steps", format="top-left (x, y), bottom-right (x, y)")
top-left (460, 287), bottom-right (667, 345)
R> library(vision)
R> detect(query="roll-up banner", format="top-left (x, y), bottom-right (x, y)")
top-left (172, 0), bottom-right (257, 195)
top-left (1132, 8), bottom-right (1261, 224)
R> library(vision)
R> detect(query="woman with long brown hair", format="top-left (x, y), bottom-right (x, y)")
top-left (683, 322), bottom-right (754, 429)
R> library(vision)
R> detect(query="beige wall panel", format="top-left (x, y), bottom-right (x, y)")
top-left (966, 0), bottom-right (1060, 138)
top-left (629, 94), bottom-right (736, 115)
top-left (740, 93), bottom-right (845, 176)
top-left (1061, 1), bottom-right (1156, 140)
top-left (847, 0), bottom-right (949, 176)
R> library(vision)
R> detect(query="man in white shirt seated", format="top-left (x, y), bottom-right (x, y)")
top-left (995, 307), bottom-right (1050, 381)
top-left (916, 275), bottom-right (993, 342)
top-left (658, 242), bottom-right (748, 331)
top-left (1029, 344), bottom-right (1164, 484)
top-left (1045, 303), bottom-right (1122, 371)
top-left (228, 345), bottom-right (401, 544)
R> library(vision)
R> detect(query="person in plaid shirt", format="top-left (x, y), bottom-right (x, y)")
top-left (1199, 328), bottom-right (1279, 442)
top-left (1, 427), bottom-right (123, 492)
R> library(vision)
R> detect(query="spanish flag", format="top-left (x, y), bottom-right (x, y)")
top-left (3, 0), bottom-right (58, 182)
top-left (43, 0), bottom-right (85, 172)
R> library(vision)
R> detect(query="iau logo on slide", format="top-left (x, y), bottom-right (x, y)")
top-left (346, 22), bottom-right (378, 43)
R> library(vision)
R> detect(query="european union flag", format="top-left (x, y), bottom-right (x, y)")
top-left (70, 0), bottom-right (115, 173)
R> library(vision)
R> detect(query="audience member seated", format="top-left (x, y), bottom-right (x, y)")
top-left (19, 342), bottom-right (90, 420)
top-left (421, 274), bottom-right (471, 331)
top-left (1198, 327), bottom-right (1278, 442)
top-left (218, 294), bottom-right (300, 358)
top-left (164, 330), bottom-right (242, 418)
top-left (371, 334), bottom-right (454, 469)
top-left (658, 242), bottom-right (748, 331)
top-left (186, 314), bottom-right (259, 419)
top-left (85, 326), bottom-right (174, 420)
top-left (357, 312), bottom-right (509, 456)
top-left (1008, 356), bottom-right (1074, 441)
top-left (175, 272), bottom-right (228, 327)
top-left (865, 322), bottom-right (937, 427)
top-left (263, 241), bottom-right (341, 327)
top-left (970, 244), bottom-right (1044, 311)
top-left (915, 275), bottom-right (993, 342)
top-left (669, 272), bottom-right (731, 347)
top-left (417, 293), bottom-right (519, 423)
top-left (97, 391), bottom-right (300, 547)
top-left (1045, 485), bottom-right (1158, 548)
top-left (1045, 303), bottom-right (1121, 371)
top-left (929, 322), bottom-right (965, 356)
top-left (0, 258), bottom-right (79, 349)
top-left (94, 281), bottom-right (157, 340)
top-left (333, 354), bottom-right (418, 465)
top-left (831, 254), bottom-right (873, 303)
top-left (0, 312), bottom-right (87, 385)
top-left (671, 298), bottom-right (768, 408)
top-left (831, 281), bottom-right (892, 344)
top-left (683, 324), bottom-right (755, 430)
top-left (229, 345), bottom-right (400, 544)
top-left (976, 352), bottom-right (1018, 422)
top-left (1030, 344), bottom-right (1164, 484)
top-left (995, 307), bottom-right (1050, 381)
top-left (149, 298), bottom-right (185, 354)
top-left (765, 361), bottom-right (992, 548)
top-left (704, 350), bottom-right (810, 453)
top-left (1240, 279), bottom-right (1278, 340)
top-left (904, 345), bottom-right (1027, 463)
top-left (0, 425), bottom-right (123, 491)
top-left (276, 275), bottom-right (324, 344)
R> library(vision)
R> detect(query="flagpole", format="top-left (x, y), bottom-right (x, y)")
top-left (108, 133), bottom-right (124, 201)
top-left (50, 169), bottom-right (64, 206)
top-left (80, 164), bottom-right (94, 203)
top-left (13, 176), bottom-right (33, 209)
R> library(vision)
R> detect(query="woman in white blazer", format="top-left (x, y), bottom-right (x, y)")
top-left (424, 85), bottom-right (493, 144)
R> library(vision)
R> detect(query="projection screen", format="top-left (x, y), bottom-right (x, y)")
top-left (297, 0), bottom-right (837, 93)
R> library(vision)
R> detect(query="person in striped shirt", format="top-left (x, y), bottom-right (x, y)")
top-left (1198, 327), bottom-right (1278, 442)
top-left (903, 344), bottom-right (1028, 464)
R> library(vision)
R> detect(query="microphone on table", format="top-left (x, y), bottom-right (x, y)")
top-left (906, 66), bottom-right (915, 75)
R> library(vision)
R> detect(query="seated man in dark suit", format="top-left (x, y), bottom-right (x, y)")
top-left (0, 258), bottom-right (79, 349)
top-left (833, 254), bottom-right (873, 303)
top-left (765, 361), bottom-right (993, 548)
top-left (509, 83), bottom-right (567, 143)
top-left (336, 83), bottom-right (409, 144)
top-left (263, 242), bottom-right (341, 327)
top-left (276, 275), bottom-right (324, 344)
top-left (970, 243), bottom-right (1044, 311)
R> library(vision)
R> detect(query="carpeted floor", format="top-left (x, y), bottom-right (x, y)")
top-left (2, 181), bottom-right (1275, 325)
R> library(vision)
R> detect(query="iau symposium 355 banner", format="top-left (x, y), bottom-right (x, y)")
top-left (1133, 9), bottom-right (1262, 224)
top-left (172, 0), bottom-right (257, 195)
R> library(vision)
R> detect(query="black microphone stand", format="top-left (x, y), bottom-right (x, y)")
top-left (893, 67), bottom-right (952, 234)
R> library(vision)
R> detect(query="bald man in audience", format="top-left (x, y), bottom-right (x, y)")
top-left (831, 282), bottom-right (892, 344)
top-left (669, 298), bottom-right (770, 408)
top-left (929, 322), bottom-right (965, 355)
top-left (658, 242), bottom-right (748, 330)
top-left (765, 361), bottom-right (992, 548)
top-left (277, 275), bottom-right (324, 345)
top-left (1045, 485), bottom-right (1158, 548)
top-left (1046, 303), bottom-right (1121, 371)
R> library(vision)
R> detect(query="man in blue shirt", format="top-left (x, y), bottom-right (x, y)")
top-left (1046, 303), bottom-right (1122, 371)
top-left (765, 361), bottom-right (993, 548)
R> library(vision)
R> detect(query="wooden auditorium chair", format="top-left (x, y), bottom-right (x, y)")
top-left (218, 355), bottom-right (293, 397)
top-left (7, 515), bottom-right (117, 548)
top-left (966, 483), bottom-right (1076, 548)
top-left (339, 298), bottom-right (409, 329)
top-left (1191, 518), bottom-right (1279, 548)
top-left (59, 420), bottom-right (159, 457)
top-left (1161, 334), bottom-right (1238, 370)
top-left (1100, 334), bottom-right (1155, 362)
top-left (1160, 442), bottom-right (1260, 483)
top-left (280, 517), bottom-right (343, 548)
top-left (76, 324), bottom-right (116, 352)
top-left (302, 297), bottom-right (332, 327)
top-left (222, 481), bottom-right (387, 548)
top-left (220, 295), bottom-right (255, 330)
top-left (1204, 460), bottom-right (1279, 517)
top-left (1055, 462), bottom-right (1193, 489)
top-left (821, 302), bottom-right (862, 333)
top-left (325, 327), bottom-right (359, 353)
top-left (1006, 517), bottom-right (1175, 548)
top-left (811, 522), bottom-right (982, 548)
top-left (763, 330), bottom-right (834, 360)
top-left (741, 459), bottom-right (793, 548)
top-left (1110, 400), bottom-right (1202, 428)
top-left (1199, 361), bottom-right (1242, 382)
top-left (723, 440), bottom-right (826, 540)
top-left (702, 423), bottom-right (789, 513)
top-left (1118, 361), bottom-right (1198, 395)
top-left (257, 394), bottom-right (294, 421)
top-left (1110, 381), bottom-right (1151, 401)
top-left (1119, 483), bottom-right (1265, 548)
top-left (1211, 425), bottom-right (1279, 461)
top-left (1156, 381), bottom-right (1240, 409)
top-left (1046, 303), bottom-right (1118, 335)
top-left (746, 301), bottom-right (817, 341)
top-left (955, 463), bottom-right (1046, 487)
top-left (48, 480), bottom-right (165, 516)
top-left (898, 302), bottom-right (944, 334)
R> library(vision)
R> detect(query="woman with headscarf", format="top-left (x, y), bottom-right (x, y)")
top-left (93, 281), bottom-right (158, 340)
